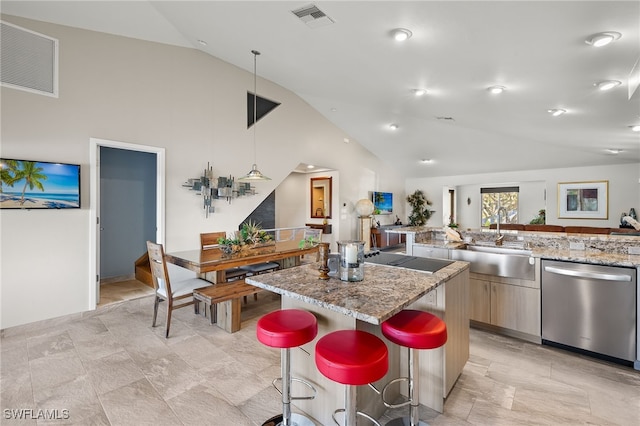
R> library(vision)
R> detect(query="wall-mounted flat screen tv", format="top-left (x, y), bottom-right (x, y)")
top-left (0, 158), bottom-right (80, 209)
top-left (372, 191), bottom-right (393, 215)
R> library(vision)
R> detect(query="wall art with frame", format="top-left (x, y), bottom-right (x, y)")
top-left (558, 180), bottom-right (608, 219)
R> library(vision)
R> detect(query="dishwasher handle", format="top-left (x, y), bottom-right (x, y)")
top-left (544, 265), bottom-right (632, 282)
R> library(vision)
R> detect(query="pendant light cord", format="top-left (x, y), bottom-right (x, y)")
top-left (252, 49), bottom-right (260, 166)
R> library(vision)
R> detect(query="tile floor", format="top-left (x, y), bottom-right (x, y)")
top-left (1, 283), bottom-right (639, 426)
top-left (97, 280), bottom-right (154, 307)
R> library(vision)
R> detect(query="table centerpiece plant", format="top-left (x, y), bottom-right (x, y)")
top-left (298, 235), bottom-right (320, 249)
top-left (217, 220), bottom-right (274, 254)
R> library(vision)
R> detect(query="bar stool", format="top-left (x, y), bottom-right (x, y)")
top-left (380, 310), bottom-right (447, 426)
top-left (257, 309), bottom-right (318, 426)
top-left (315, 330), bottom-right (389, 426)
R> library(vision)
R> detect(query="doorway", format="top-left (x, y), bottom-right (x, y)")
top-left (442, 187), bottom-right (456, 226)
top-left (89, 138), bottom-right (165, 307)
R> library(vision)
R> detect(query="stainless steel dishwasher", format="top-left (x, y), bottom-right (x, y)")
top-left (541, 259), bottom-right (637, 363)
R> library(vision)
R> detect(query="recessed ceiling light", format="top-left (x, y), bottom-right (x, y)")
top-left (630, 125), bottom-right (640, 132)
top-left (197, 39), bottom-right (207, 46)
top-left (585, 31), bottom-right (622, 47)
top-left (594, 80), bottom-right (622, 91)
top-left (307, 164), bottom-right (315, 169)
top-left (390, 28), bottom-right (412, 42)
top-left (548, 108), bottom-right (566, 117)
top-left (605, 149), bottom-right (623, 154)
top-left (420, 159), bottom-right (433, 164)
top-left (413, 88), bottom-right (427, 97)
top-left (389, 123), bottom-right (399, 130)
top-left (343, 138), bottom-right (350, 143)
top-left (487, 85), bottom-right (506, 94)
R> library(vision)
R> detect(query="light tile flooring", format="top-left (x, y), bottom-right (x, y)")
top-left (1, 282), bottom-right (639, 425)
top-left (97, 280), bottom-right (154, 307)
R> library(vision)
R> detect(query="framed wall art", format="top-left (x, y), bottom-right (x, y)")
top-left (558, 180), bottom-right (608, 219)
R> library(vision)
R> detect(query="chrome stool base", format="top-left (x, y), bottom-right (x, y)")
top-left (261, 412), bottom-right (316, 426)
top-left (385, 417), bottom-right (428, 426)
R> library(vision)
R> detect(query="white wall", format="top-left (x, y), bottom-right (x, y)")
top-left (407, 163), bottom-right (640, 229)
top-left (0, 16), bottom-right (405, 329)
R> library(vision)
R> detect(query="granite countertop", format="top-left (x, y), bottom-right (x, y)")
top-left (529, 249), bottom-right (640, 268)
top-left (412, 240), bottom-right (640, 268)
top-left (246, 261), bottom-right (469, 325)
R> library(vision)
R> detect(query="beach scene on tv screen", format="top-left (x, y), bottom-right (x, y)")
top-left (0, 159), bottom-right (80, 209)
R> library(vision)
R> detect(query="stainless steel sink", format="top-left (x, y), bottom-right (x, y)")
top-left (465, 245), bottom-right (532, 256)
top-left (451, 244), bottom-right (535, 280)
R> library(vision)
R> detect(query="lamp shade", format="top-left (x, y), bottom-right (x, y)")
top-left (355, 199), bottom-right (374, 217)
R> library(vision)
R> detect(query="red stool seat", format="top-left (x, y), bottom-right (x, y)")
top-left (382, 309), bottom-right (447, 349)
top-left (315, 330), bottom-right (388, 385)
top-left (257, 309), bottom-right (318, 348)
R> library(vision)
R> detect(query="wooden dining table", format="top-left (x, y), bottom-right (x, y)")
top-left (165, 240), bottom-right (319, 332)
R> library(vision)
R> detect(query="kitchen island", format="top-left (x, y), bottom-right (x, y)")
top-left (246, 259), bottom-right (469, 426)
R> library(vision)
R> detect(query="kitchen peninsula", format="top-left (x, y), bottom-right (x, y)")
top-left (246, 259), bottom-right (469, 426)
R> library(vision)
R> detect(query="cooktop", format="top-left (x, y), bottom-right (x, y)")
top-left (364, 252), bottom-right (453, 273)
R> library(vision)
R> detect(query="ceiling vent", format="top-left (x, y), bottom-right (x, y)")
top-left (1, 21), bottom-right (58, 97)
top-left (291, 4), bottom-right (335, 28)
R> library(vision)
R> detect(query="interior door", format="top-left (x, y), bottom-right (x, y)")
top-left (99, 147), bottom-right (157, 282)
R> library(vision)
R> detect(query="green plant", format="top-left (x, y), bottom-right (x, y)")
top-left (406, 190), bottom-right (433, 226)
top-left (217, 220), bottom-right (273, 248)
top-left (529, 209), bottom-right (546, 224)
top-left (239, 219), bottom-right (272, 244)
top-left (298, 236), bottom-right (318, 249)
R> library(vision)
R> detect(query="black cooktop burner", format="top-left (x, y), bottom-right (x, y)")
top-left (364, 252), bottom-right (453, 273)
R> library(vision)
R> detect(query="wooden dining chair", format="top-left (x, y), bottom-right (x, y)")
top-left (147, 241), bottom-right (210, 338)
top-left (200, 231), bottom-right (226, 249)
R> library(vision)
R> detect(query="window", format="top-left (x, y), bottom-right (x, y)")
top-left (481, 186), bottom-right (519, 227)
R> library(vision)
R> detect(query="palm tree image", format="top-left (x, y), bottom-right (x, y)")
top-left (0, 159), bottom-right (20, 194)
top-left (14, 161), bottom-right (47, 205)
top-left (0, 159), bottom-right (80, 209)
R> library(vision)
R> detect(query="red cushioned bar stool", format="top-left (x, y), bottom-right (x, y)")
top-left (380, 310), bottom-right (447, 426)
top-left (315, 330), bottom-right (389, 426)
top-left (257, 309), bottom-right (318, 426)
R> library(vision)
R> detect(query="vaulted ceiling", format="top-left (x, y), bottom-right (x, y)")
top-left (3, 1), bottom-right (639, 178)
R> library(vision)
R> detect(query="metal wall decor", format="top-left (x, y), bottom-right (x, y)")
top-left (183, 162), bottom-right (256, 217)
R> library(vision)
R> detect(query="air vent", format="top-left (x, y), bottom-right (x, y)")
top-left (1, 21), bottom-right (58, 97)
top-left (291, 4), bottom-right (335, 28)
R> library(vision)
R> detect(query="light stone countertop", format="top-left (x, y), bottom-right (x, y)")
top-left (246, 260), bottom-right (469, 325)
top-left (411, 240), bottom-right (640, 268)
top-left (391, 226), bottom-right (640, 268)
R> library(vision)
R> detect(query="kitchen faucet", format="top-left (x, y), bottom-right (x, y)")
top-left (495, 207), bottom-right (507, 246)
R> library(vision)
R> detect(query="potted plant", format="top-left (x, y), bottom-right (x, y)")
top-left (217, 220), bottom-right (273, 253)
top-left (406, 190), bottom-right (433, 226)
top-left (529, 209), bottom-right (546, 224)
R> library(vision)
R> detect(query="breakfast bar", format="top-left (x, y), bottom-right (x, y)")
top-left (246, 259), bottom-right (470, 425)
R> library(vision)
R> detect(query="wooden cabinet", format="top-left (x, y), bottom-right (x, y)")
top-left (370, 226), bottom-right (405, 249)
top-left (469, 277), bottom-right (490, 323)
top-left (491, 282), bottom-right (540, 336)
top-left (406, 268), bottom-right (469, 407)
top-left (469, 259), bottom-right (541, 341)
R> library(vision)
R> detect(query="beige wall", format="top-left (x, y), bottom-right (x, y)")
top-left (0, 16), bottom-right (405, 329)
top-left (408, 163), bottom-right (640, 229)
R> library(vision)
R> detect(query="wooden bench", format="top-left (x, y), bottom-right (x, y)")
top-left (193, 280), bottom-right (262, 332)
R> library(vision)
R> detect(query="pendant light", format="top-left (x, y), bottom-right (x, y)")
top-left (239, 50), bottom-right (271, 181)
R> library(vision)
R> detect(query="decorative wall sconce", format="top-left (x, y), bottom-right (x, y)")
top-left (183, 162), bottom-right (256, 217)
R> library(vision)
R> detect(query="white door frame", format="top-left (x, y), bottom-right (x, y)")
top-left (89, 137), bottom-right (165, 308)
